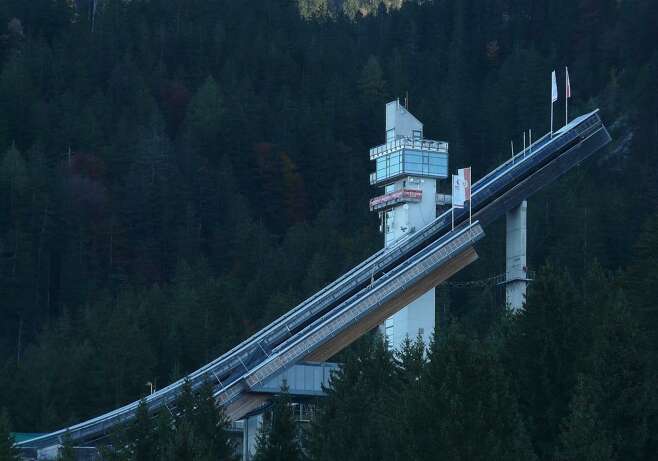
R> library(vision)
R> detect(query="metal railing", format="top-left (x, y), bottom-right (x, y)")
top-left (241, 223), bottom-right (484, 391)
top-left (369, 137), bottom-right (449, 160)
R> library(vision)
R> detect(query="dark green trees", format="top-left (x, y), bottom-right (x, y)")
top-left (0, 0), bottom-right (656, 459)
top-left (107, 379), bottom-right (234, 461)
top-left (0, 410), bottom-right (19, 461)
top-left (310, 331), bottom-right (534, 461)
top-left (253, 386), bottom-right (303, 461)
top-left (309, 334), bottom-right (397, 461)
top-left (422, 326), bottom-right (536, 461)
top-left (555, 376), bottom-right (613, 461)
top-left (127, 399), bottom-right (158, 461)
top-left (57, 431), bottom-right (75, 461)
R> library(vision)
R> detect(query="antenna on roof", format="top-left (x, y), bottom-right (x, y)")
top-left (405, 91), bottom-right (409, 109)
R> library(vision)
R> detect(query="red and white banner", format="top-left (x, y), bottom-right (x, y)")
top-left (452, 175), bottom-right (466, 209)
top-left (551, 70), bottom-right (558, 103)
top-left (458, 167), bottom-right (471, 202)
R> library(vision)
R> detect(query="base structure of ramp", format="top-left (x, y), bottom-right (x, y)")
top-left (224, 231), bottom-right (482, 420)
top-left (16, 110), bottom-right (612, 455)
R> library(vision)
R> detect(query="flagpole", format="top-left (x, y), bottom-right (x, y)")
top-left (564, 66), bottom-right (571, 125)
top-left (451, 205), bottom-right (454, 231)
top-left (550, 70), bottom-right (557, 138)
top-left (468, 194), bottom-right (472, 233)
top-left (550, 98), bottom-right (554, 138)
top-left (467, 168), bottom-right (471, 234)
top-left (565, 67), bottom-right (569, 125)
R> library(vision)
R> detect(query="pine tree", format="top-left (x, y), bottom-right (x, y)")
top-left (170, 379), bottom-right (196, 461)
top-left (129, 399), bottom-right (156, 461)
top-left (0, 409), bottom-right (19, 461)
top-left (555, 375), bottom-right (614, 461)
top-left (252, 384), bottom-right (302, 461)
top-left (192, 379), bottom-right (235, 461)
top-left (392, 336), bottom-right (426, 460)
top-left (309, 333), bottom-right (399, 461)
top-left (184, 76), bottom-right (223, 160)
top-left (57, 431), bottom-right (76, 461)
top-left (506, 263), bottom-right (588, 459)
top-left (358, 55), bottom-right (387, 105)
top-left (422, 323), bottom-right (536, 461)
top-left (587, 286), bottom-right (652, 460)
top-left (624, 213), bottom-right (658, 352)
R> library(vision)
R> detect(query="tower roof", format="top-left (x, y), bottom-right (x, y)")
top-left (386, 100), bottom-right (423, 140)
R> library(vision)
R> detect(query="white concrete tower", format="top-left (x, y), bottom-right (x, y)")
top-left (369, 100), bottom-right (449, 350)
top-left (505, 200), bottom-right (529, 311)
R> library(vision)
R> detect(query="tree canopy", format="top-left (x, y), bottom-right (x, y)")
top-left (0, 1), bottom-right (656, 460)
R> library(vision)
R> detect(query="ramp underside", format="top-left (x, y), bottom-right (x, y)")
top-left (224, 246), bottom-right (479, 421)
top-left (304, 247), bottom-right (478, 362)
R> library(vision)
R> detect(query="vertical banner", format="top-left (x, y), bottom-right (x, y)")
top-left (458, 167), bottom-right (472, 229)
top-left (458, 167), bottom-right (471, 202)
top-left (452, 174), bottom-right (466, 209)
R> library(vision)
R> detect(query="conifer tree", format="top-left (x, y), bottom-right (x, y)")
top-left (129, 399), bottom-right (156, 461)
top-left (252, 384), bottom-right (302, 461)
top-left (0, 409), bottom-right (19, 461)
top-left (422, 324), bottom-right (536, 461)
top-left (392, 336), bottom-right (426, 460)
top-left (507, 263), bottom-right (587, 458)
top-left (555, 375), bottom-right (613, 461)
top-left (192, 379), bottom-right (235, 461)
top-left (57, 431), bottom-right (76, 461)
top-left (309, 333), bottom-right (398, 461)
top-left (170, 379), bottom-right (197, 461)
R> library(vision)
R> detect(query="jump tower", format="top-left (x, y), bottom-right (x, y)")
top-left (369, 100), bottom-right (528, 349)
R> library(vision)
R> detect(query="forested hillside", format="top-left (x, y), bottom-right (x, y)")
top-left (0, 0), bottom-right (656, 459)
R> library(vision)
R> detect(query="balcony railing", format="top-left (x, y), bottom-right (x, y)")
top-left (370, 137), bottom-right (448, 160)
top-left (369, 188), bottom-right (423, 211)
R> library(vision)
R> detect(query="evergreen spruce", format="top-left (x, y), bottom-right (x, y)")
top-left (0, 410), bottom-right (19, 461)
top-left (422, 324), bottom-right (536, 461)
top-left (129, 399), bottom-right (156, 461)
top-left (57, 431), bottom-right (76, 461)
top-left (309, 333), bottom-right (398, 461)
top-left (253, 384), bottom-right (302, 461)
top-left (555, 375), bottom-right (613, 461)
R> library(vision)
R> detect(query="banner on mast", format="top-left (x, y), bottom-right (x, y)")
top-left (565, 67), bottom-right (571, 99)
top-left (551, 70), bottom-right (558, 103)
top-left (458, 167), bottom-right (471, 202)
top-left (452, 168), bottom-right (471, 209)
top-left (452, 174), bottom-right (465, 209)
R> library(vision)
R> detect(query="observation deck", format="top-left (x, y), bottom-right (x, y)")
top-left (369, 136), bottom-right (449, 185)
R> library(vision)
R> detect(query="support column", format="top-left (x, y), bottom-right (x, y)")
top-left (505, 201), bottom-right (528, 312)
top-left (242, 414), bottom-right (262, 461)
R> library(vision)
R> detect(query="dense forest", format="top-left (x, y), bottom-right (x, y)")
top-left (0, 0), bottom-right (657, 459)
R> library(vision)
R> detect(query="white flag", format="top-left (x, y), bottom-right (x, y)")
top-left (458, 167), bottom-right (471, 202)
top-left (565, 67), bottom-right (571, 99)
top-left (551, 70), bottom-right (558, 103)
top-left (452, 174), bottom-right (466, 209)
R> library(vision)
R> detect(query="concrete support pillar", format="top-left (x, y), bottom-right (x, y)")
top-left (242, 414), bottom-right (262, 461)
top-left (505, 200), bottom-right (528, 312)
